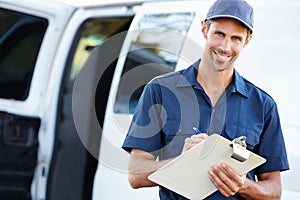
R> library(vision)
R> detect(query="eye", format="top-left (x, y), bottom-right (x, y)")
top-left (215, 31), bottom-right (224, 37)
top-left (232, 36), bottom-right (242, 42)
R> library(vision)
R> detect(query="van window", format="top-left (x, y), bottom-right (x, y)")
top-left (69, 17), bottom-right (133, 81)
top-left (114, 12), bottom-right (195, 114)
top-left (66, 16), bottom-right (133, 127)
top-left (0, 8), bottom-right (48, 100)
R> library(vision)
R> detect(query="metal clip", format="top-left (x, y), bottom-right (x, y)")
top-left (231, 136), bottom-right (250, 162)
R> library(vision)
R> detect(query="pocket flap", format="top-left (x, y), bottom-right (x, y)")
top-left (224, 124), bottom-right (260, 148)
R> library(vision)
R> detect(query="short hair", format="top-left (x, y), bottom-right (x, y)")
top-left (205, 19), bottom-right (252, 39)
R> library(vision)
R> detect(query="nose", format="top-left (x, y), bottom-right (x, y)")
top-left (220, 38), bottom-right (231, 52)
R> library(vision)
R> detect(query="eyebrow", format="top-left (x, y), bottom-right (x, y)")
top-left (214, 29), bottom-right (245, 39)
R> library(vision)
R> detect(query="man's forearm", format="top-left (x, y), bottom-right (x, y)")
top-left (128, 150), bottom-right (173, 189)
top-left (128, 134), bottom-right (208, 189)
top-left (238, 173), bottom-right (281, 200)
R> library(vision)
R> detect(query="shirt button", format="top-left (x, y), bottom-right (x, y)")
top-left (212, 108), bottom-right (216, 112)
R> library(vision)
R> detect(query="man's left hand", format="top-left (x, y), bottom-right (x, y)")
top-left (208, 162), bottom-right (246, 197)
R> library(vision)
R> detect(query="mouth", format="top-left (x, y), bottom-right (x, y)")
top-left (213, 49), bottom-right (231, 63)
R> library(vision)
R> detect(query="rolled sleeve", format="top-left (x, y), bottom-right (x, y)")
top-left (122, 82), bottom-right (163, 157)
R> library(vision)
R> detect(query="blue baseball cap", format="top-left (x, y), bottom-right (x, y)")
top-left (205, 0), bottom-right (254, 33)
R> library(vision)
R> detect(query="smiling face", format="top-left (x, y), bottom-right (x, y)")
top-left (201, 18), bottom-right (252, 72)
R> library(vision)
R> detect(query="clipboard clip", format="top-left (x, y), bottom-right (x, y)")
top-left (230, 136), bottom-right (250, 162)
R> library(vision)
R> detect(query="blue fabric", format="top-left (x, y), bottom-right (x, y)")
top-left (205, 0), bottom-right (254, 32)
top-left (122, 60), bottom-right (289, 199)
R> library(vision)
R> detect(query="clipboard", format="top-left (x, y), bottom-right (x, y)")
top-left (148, 134), bottom-right (266, 200)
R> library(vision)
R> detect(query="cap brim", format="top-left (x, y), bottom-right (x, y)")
top-left (206, 15), bottom-right (253, 33)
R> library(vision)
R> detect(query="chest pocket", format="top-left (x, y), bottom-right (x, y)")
top-left (161, 120), bottom-right (194, 159)
top-left (223, 124), bottom-right (261, 151)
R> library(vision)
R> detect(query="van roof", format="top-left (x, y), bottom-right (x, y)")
top-left (52, 0), bottom-right (157, 8)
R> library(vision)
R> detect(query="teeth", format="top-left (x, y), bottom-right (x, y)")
top-left (216, 51), bottom-right (228, 58)
top-left (214, 50), bottom-right (230, 61)
top-left (218, 54), bottom-right (227, 58)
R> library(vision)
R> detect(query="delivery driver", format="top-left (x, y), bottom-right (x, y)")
top-left (122, 0), bottom-right (289, 199)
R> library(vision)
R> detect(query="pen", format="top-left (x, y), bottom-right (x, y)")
top-left (193, 127), bottom-right (202, 134)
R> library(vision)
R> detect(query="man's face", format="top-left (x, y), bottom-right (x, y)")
top-left (202, 18), bottom-right (251, 72)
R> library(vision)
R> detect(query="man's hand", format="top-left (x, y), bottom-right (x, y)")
top-left (208, 162), bottom-right (282, 199)
top-left (208, 162), bottom-right (245, 197)
top-left (181, 133), bottom-right (208, 153)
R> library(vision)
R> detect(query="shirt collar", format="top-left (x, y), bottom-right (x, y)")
top-left (176, 60), bottom-right (200, 88)
top-left (232, 70), bottom-right (249, 98)
top-left (176, 60), bottom-right (249, 98)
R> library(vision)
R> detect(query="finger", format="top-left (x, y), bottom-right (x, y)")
top-left (182, 137), bottom-right (198, 152)
top-left (209, 174), bottom-right (232, 197)
top-left (182, 134), bottom-right (208, 153)
top-left (183, 134), bottom-right (208, 149)
top-left (208, 167), bottom-right (236, 197)
top-left (190, 133), bottom-right (209, 144)
top-left (193, 133), bottom-right (209, 140)
top-left (221, 163), bottom-right (245, 189)
top-left (210, 165), bottom-right (238, 195)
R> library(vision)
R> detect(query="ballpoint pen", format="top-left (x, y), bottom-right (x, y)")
top-left (193, 127), bottom-right (202, 135)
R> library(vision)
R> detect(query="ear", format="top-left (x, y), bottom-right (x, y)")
top-left (201, 20), bottom-right (207, 39)
top-left (244, 34), bottom-right (253, 46)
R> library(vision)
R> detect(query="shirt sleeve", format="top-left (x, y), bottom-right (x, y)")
top-left (254, 101), bottom-right (290, 174)
top-left (122, 81), bottom-right (163, 157)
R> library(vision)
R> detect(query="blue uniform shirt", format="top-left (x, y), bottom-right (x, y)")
top-left (122, 61), bottom-right (289, 199)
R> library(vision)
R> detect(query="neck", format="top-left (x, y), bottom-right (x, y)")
top-left (196, 61), bottom-right (233, 106)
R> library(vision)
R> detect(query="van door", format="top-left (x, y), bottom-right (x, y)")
top-left (48, 4), bottom-right (137, 200)
top-left (0, 2), bottom-right (73, 199)
top-left (92, 1), bottom-right (209, 199)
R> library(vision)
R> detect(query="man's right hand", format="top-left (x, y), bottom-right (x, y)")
top-left (181, 133), bottom-right (209, 153)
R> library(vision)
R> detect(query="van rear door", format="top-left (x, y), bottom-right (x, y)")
top-left (44, 3), bottom-right (137, 200)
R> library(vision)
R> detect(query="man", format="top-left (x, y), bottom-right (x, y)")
top-left (122, 0), bottom-right (289, 199)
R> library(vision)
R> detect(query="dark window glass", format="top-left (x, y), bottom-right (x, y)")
top-left (114, 12), bottom-right (195, 114)
top-left (0, 8), bottom-right (48, 100)
top-left (69, 17), bottom-right (132, 81)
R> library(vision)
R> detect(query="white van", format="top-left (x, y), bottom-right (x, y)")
top-left (0, 0), bottom-right (299, 199)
